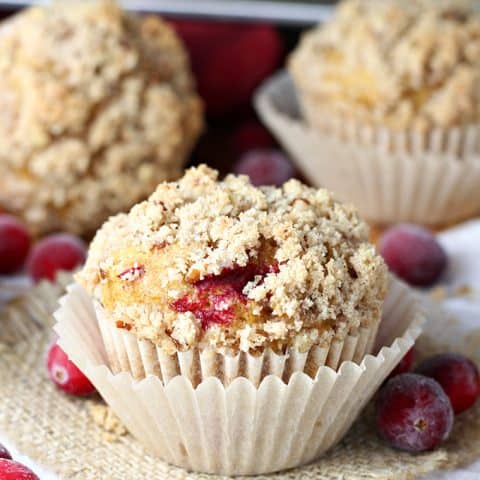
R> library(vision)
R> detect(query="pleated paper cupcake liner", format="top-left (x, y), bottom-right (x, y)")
top-left (95, 300), bottom-right (379, 387)
top-left (53, 277), bottom-right (423, 475)
top-left (255, 72), bottom-right (480, 226)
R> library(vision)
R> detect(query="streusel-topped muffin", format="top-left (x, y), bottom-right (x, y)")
top-left (77, 165), bottom-right (387, 355)
top-left (0, 0), bottom-right (203, 236)
top-left (289, 0), bottom-right (480, 130)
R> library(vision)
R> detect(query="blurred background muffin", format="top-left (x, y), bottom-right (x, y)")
top-left (0, 0), bottom-right (203, 237)
top-left (289, 0), bottom-right (480, 132)
top-left (253, 0), bottom-right (480, 226)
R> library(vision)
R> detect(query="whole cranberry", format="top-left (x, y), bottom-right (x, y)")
top-left (233, 149), bottom-right (296, 187)
top-left (0, 214), bottom-right (31, 274)
top-left (0, 445), bottom-right (11, 460)
top-left (26, 233), bottom-right (86, 282)
top-left (388, 347), bottom-right (415, 380)
top-left (0, 459), bottom-right (39, 480)
top-left (416, 353), bottom-right (480, 414)
top-left (171, 20), bottom-right (283, 116)
top-left (46, 343), bottom-right (95, 396)
top-left (379, 224), bottom-right (447, 287)
top-left (376, 373), bottom-right (454, 452)
top-left (231, 121), bottom-right (275, 155)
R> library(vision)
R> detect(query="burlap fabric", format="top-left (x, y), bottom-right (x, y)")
top-left (1, 278), bottom-right (479, 479)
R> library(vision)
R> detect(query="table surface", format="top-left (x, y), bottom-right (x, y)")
top-left (1, 219), bottom-right (480, 479)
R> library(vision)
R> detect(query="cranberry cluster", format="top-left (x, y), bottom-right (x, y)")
top-left (377, 349), bottom-right (480, 452)
top-left (0, 214), bottom-right (86, 282)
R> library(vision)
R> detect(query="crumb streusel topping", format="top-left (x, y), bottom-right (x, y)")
top-left (77, 165), bottom-right (387, 354)
top-left (0, 0), bottom-right (203, 236)
top-left (289, 0), bottom-right (480, 130)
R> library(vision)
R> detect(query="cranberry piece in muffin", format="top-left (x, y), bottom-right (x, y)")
top-left (172, 262), bottom-right (278, 329)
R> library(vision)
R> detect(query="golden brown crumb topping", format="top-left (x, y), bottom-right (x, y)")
top-left (0, 0), bottom-right (203, 236)
top-left (289, 0), bottom-right (480, 130)
top-left (77, 165), bottom-right (387, 354)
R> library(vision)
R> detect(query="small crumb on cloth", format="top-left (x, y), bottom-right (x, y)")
top-left (88, 402), bottom-right (127, 442)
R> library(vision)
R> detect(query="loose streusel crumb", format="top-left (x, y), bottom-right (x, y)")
top-left (429, 286), bottom-right (448, 302)
top-left (289, 0), bottom-right (480, 130)
top-left (453, 284), bottom-right (474, 298)
top-left (77, 165), bottom-right (388, 354)
top-left (0, 0), bottom-right (203, 237)
top-left (88, 402), bottom-right (127, 441)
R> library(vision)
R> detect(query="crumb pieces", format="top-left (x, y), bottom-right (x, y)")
top-left (429, 286), bottom-right (448, 302)
top-left (88, 402), bottom-right (127, 442)
top-left (453, 284), bottom-right (474, 298)
top-left (429, 283), bottom-right (476, 301)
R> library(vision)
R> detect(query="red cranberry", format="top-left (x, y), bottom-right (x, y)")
top-left (233, 149), bottom-right (296, 187)
top-left (379, 224), bottom-right (447, 287)
top-left (46, 343), bottom-right (95, 396)
top-left (416, 353), bottom-right (480, 414)
top-left (27, 233), bottom-right (86, 282)
top-left (172, 262), bottom-right (277, 329)
top-left (0, 445), bottom-right (11, 460)
top-left (231, 121), bottom-right (275, 155)
top-left (388, 347), bottom-right (415, 380)
top-left (0, 214), bottom-right (31, 274)
top-left (0, 459), bottom-right (39, 480)
top-left (172, 21), bottom-right (283, 116)
top-left (376, 373), bottom-right (454, 452)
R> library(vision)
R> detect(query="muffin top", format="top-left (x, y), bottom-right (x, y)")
top-left (77, 165), bottom-right (387, 355)
top-left (289, 0), bottom-right (480, 130)
top-left (0, 0), bottom-right (203, 236)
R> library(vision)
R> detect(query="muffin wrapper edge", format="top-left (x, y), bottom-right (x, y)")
top-left (94, 302), bottom-right (379, 387)
top-left (255, 72), bottom-right (480, 226)
top-left (53, 277), bottom-right (422, 475)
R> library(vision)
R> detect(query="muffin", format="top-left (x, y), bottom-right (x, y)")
top-left (0, 0), bottom-right (203, 237)
top-left (59, 166), bottom-right (422, 475)
top-left (255, 0), bottom-right (480, 226)
top-left (289, 0), bottom-right (480, 132)
top-left (76, 165), bottom-right (388, 381)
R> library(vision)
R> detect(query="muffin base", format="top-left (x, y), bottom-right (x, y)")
top-left (96, 301), bottom-right (378, 387)
top-left (255, 72), bottom-right (480, 226)
top-left (54, 277), bottom-right (422, 475)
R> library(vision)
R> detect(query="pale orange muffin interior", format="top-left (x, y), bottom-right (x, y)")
top-left (77, 165), bottom-right (388, 355)
top-left (289, 0), bottom-right (480, 130)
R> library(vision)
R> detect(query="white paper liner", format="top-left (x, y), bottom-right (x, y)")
top-left (94, 300), bottom-right (378, 386)
top-left (54, 277), bottom-right (423, 475)
top-left (255, 72), bottom-right (480, 226)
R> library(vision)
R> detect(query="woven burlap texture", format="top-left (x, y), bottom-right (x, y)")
top-left (1, 278), bottom-right (479, 480)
